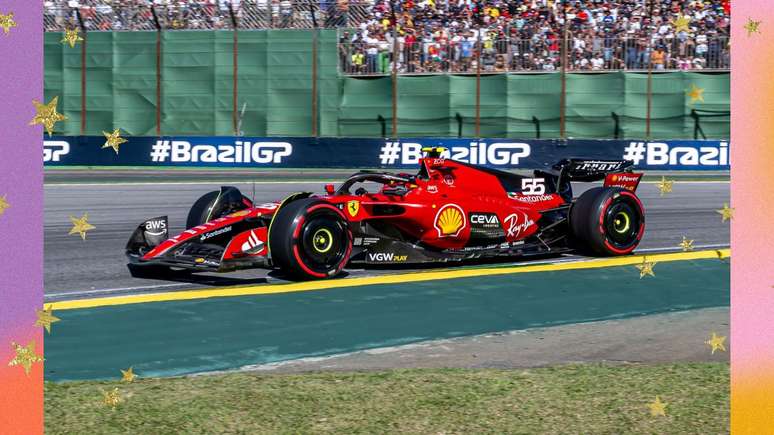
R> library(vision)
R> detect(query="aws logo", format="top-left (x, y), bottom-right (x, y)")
top-left (434, 204), bottom-right (466, 237)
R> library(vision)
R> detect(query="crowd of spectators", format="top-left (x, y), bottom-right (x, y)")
top-left (341, 0), bottom-right (731, 73)
top-left (43, 0), bottom-right (308, 31)
top-left (43, 1), bottom-right (731, 73)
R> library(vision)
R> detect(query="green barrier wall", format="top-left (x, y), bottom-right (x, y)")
top-left (44, 30), bottom-right (729, 139)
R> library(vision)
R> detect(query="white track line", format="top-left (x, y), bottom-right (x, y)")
top-left (45, 282), bottom-right (188, 299)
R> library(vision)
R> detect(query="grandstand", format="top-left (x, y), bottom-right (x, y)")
top-left (42, 0), bottom-right (730, 139)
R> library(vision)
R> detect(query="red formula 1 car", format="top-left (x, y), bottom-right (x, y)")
top-left (126, 148), bottom-right (645, 280)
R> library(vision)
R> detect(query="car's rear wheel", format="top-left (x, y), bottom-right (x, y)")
top-left (570, 187), bottom-right (644, 256)
top-left (269, 198), bottom-right (352, 280)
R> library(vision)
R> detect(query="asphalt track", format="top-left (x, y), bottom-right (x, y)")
top-left (45, 253), bottom-right (729, 380)
top-left (44, 178), bottom-right (730, 299)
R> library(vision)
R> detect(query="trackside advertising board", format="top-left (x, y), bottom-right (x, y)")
top-left (44, 136), bottom-right (730, 170)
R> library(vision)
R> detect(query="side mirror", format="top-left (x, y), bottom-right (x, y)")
top-left (324, 184), bottom-right (335, 195)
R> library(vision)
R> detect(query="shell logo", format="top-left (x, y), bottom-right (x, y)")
top-left (433, 204), bottom-right (466, 237)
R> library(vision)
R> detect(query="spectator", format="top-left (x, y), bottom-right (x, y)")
top-left (651, 46), bottom-right (666, 70)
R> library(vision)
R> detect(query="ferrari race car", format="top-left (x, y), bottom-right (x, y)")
top-left (126, 148), bottom-right (646, 280)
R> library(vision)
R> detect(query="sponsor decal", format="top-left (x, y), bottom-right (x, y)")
top-left (605, 173), bottom-right (642, 191)
top-left (200, 225), bottom-right (232, 241)
top-left (379, 141), bottom-right (531, 166)
top-left (150, 140), bottom-right (292, 164)
top-left (240, 230), bottom-right (265, 254)
top-left (616, 174), bottom-right (639, 182)
top-left (228, 210), bottom-right (251, 218)
top-left (368, 252), bottom-right (408, 262)
top-left (195, 258), bottom-right (206, 264)
top-left (43, 140), bottom-right (70, 162)
top-left (353, 237), bottom-right (380, 247)
top-left (469, 212), bottom-right (505, 240)
top-left (509, 193), bottom-right (555, 203)
top-left (521, 178), bottom-right (546, 195)
top-left (503, 212), bottom-right (535, 239)
top-left (144, 219), bottom-right (167, 236)
top-left (434, 204), bottom-right (466, 237)
top-left (470, 213), bottom-right (499, 225)
top-left (432, 158), bottom-right (445, 165)
top-left (443, 174), bottom-right (455, 186)
top-left (347, 200), bottom-right (360, 217)
top-left (427, 185), bottom-right (438, 193)
top-left (622, 141), bottom-right (729, 167)
top-left (575, 160), bottom-right (625, 171)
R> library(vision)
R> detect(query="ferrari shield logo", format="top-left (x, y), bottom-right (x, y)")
top-left (347, 200), bottom-right (360, 217)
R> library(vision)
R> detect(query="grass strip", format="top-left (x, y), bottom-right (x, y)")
top-left (45, 363), bottom-right (728, 434)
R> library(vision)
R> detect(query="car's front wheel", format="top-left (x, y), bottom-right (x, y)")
top-left (268, 198), bottom-right (352, 280)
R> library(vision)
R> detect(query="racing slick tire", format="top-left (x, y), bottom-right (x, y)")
top-left (570, 187), bottom-right (644, 256)
top-left (186, 191), bottom-right (220, 229)
top-left (186, 190), bottom-right (252, 229)
top-left (268, 198), bottom-right (353, 280)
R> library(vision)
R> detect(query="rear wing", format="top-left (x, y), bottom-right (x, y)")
top-left (551, 158), bottom-right (634, 182)
top-left (537, 158), bottom-right (642, 201)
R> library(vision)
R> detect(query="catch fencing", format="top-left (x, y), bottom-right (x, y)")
top-left (44, 30), bottom-right (729, 140)
top-left (339, 35), bottom-right (730, 75)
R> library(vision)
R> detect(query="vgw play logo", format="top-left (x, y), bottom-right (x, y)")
top-left (378, 141), bottom-right (531, 166)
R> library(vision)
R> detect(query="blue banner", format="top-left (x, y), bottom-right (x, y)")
top-left (43, 136), bottom-right (730, 170)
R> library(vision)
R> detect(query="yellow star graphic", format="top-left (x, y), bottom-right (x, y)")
top-left (0, 194), bottom-right (9, 216)
top-left (61, 27), bottom-right (83, 48)
top-left (674, 15), bottom-right (691, 33)
top-left (745, 18), bottom-right (762, 36)
top-left (648, 396), bottom-right (667, 416)
top-left (656, 176), bottom-right (674, 196)
top-left (678, 236), bottom-right (694, 252)
top-left (121, 367), bottom-right (137, 383)
top-left (102, 129), bottom-right (128, 154)
top-left (716, 203), bottom-right (734, 222)
top-left (69, 212), bottom-right (96, 240)
top-left (30, 96), bottom-right (67, 137)
top-left (0, 12), bottom-right (17, 35)
top-left (705, 332), bottom-right (727, 354)
top-left (686, 84), bottom-right (705, 104)
top-left (35, 305), bottom-right (61, 334)
top-left (8, 341), bottom-right (44, 376)
top-left (102, 388), bottom-right (123, 409)
top-left (635, 258), bottom-right (656, 278)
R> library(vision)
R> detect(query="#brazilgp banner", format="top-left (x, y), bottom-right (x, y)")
top-left (44, 136), bottom-right (730, 171)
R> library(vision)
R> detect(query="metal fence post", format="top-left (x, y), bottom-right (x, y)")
top-left (229, 4), bottom-right (239, 136)
top-left (310, 0), bottom-right (319, 137)
top-left (390, 1), bottom-right (398, 137)
top-left (76, 10), bottom-right (86, 135)
top-left (151, 6), bottom-right (162, 137)
top-left (475, 24), bottom-right (481, 137)
top-left (560, 26), bottom-right (568, 139)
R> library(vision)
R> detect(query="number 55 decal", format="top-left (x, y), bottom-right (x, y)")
top-left (521, 178), bottom-right (546, 195)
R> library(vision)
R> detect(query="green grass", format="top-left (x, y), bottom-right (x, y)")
top-left (45, 363), bottom-right (728, 434)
